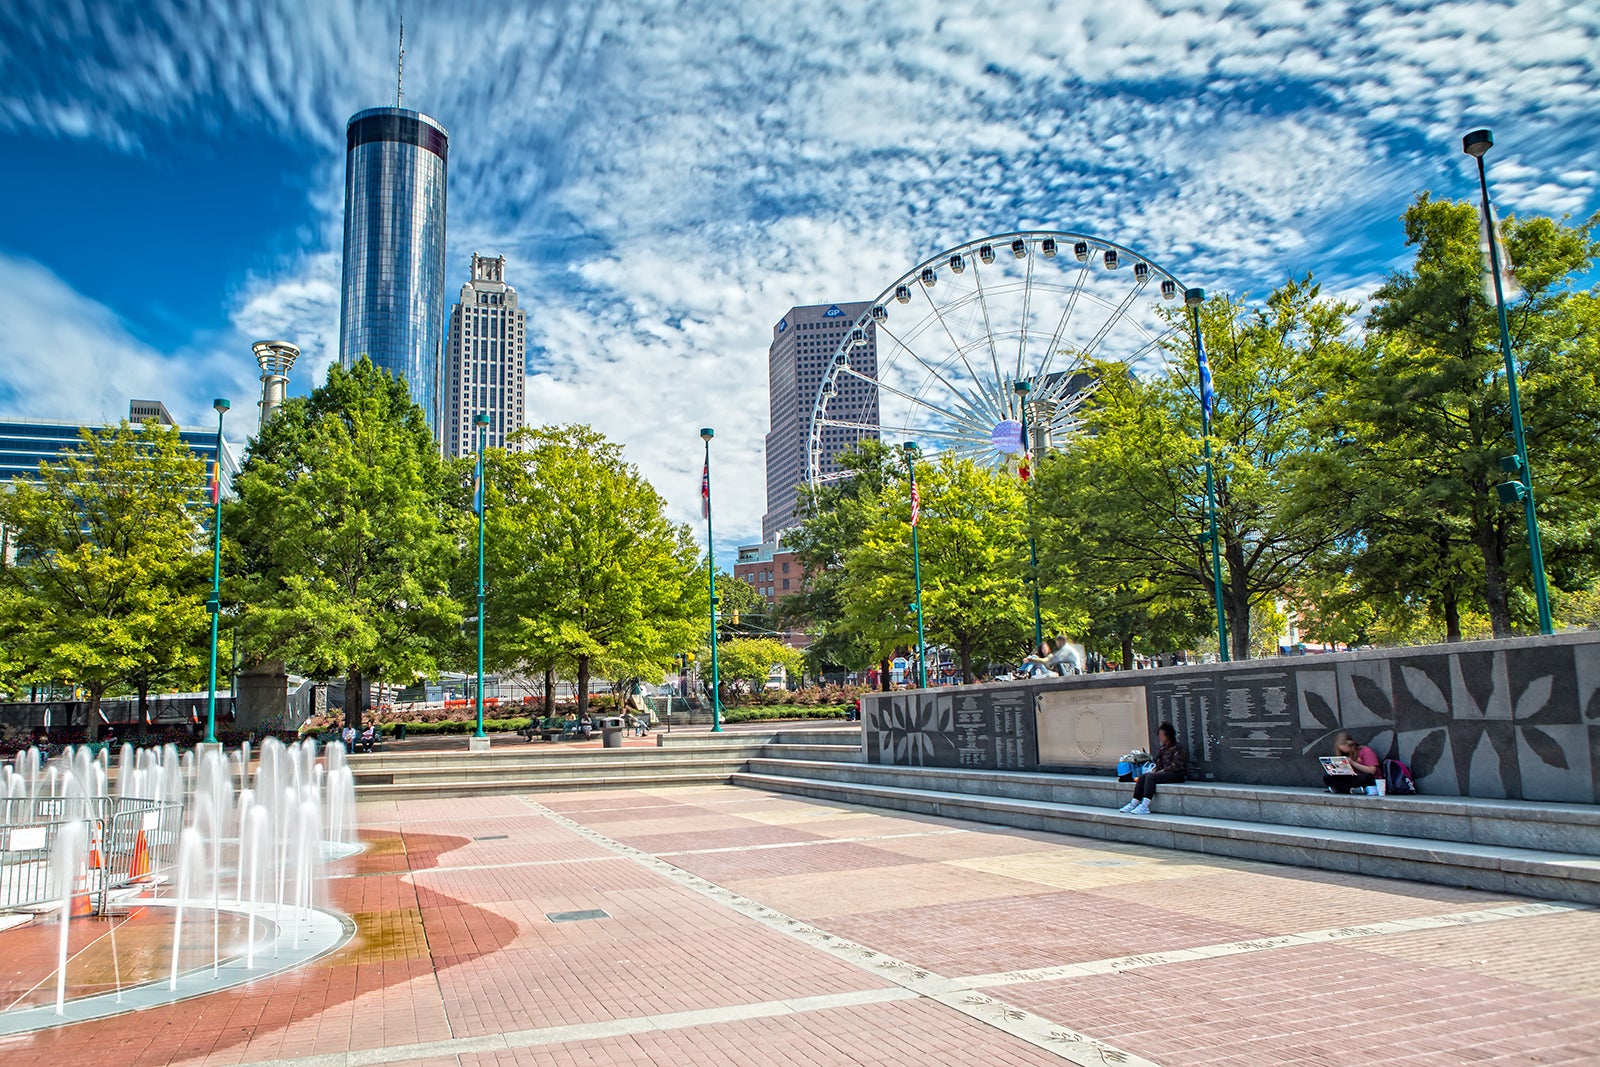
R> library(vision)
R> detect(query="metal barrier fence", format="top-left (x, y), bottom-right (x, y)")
top-left (0, 796), bottom-right (182, 915)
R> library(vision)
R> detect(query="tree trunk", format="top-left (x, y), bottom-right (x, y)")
top-left (958, 639), bottom-right (973, 685)
top-left (576, 656), bottom-right (590, 718)
top-left (879, 658), bottom-right (892, 692)
top-left (1443, 590), bottom-right (1462, 642)
top-left (1121, 632), bottom-right (1135, 672)
top-left (1476, 524), bottom-right (1513, 638)
top-left (137, 680), bottom-right (150, 725)
top-left (84, 683), bottom-right (103, 741)
top-left (543, 667), bottom-right (555, 719)
top-left (344, 670), bottom-right (365, 729)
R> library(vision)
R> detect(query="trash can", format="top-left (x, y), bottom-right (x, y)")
top-left (600, 716), bottom-right (625, 748)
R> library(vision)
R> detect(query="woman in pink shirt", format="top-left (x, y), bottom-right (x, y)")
top-left (1323, 732), bottom-right (1381, 794)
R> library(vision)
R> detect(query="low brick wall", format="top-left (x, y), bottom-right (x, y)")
top-left (859, 631), bottom-right (1600, 804)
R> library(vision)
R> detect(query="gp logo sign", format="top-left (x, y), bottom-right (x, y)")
top-left (776, 318), bottom-right (788, 333)
top-left (823, 305), bottom-right (844, 318)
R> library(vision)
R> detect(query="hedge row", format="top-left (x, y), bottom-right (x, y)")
top-left (720, 705), bottom-right (851, 723)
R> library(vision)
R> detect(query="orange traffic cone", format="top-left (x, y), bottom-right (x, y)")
top-left (70, 863), bottom-right (92, 918)
top-left (87, 825), bottom-right (103, 871)
top-left (127, 829), bottom-right (151, 881)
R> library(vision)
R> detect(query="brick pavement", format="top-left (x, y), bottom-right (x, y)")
top-left (1, 782), bottom-right (1593, 1066)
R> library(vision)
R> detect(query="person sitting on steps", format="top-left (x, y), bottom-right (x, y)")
top-left (1323, 732), bottom-right (1381, 793)
top-left (1118, 722), bottom-right (1187, 815)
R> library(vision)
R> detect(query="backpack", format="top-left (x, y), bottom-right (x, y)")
top-left (1382, 758), bottom-right (1416, 796)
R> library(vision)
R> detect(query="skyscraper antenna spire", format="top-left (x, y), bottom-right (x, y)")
top-left (396, 16), bottom-right (405, 106)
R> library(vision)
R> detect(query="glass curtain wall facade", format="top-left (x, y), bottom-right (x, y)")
top-left (339, 107), bottom-right (449, 435)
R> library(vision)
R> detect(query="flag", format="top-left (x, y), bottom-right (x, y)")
top-left (910, 480), bottom-right (920, 527)
top-left (471, 453), bottom-right (484, 516)
top-left (209, 459), bottom-right (220, 504)
top-left (700, 460), bottom-right (711, 519)
top-left (1479, 202), bottom-right (1523, 304)
top-left (1196, 343), bottom-right (1215, 422)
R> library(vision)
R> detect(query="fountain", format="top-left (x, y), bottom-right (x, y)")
top-left (0, 737), bottom-right (357, 1033)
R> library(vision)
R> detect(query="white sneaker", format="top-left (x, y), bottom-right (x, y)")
top-left (1118, 800), bottom-right (1138, 813)
top-left (1131, 800), bottom-right (1151, 815)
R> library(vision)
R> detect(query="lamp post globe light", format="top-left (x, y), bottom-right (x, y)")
top-left (1463, 128), bottom-right (1554, 635)
top-left (204, 398), bottom-right (230, 745)
top-left (472, 413), bottom-right (491, 748)
top-left (700, 428), bottom-right (722, 732)
top-left (1012, 380), bottom-right (1044, 652)
top-left (1185, 288), bottom-right (1230, 662)
top-left (903, 442), bottom-right (928, 689)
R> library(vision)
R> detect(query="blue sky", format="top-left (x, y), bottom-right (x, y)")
top-left (1, 0), bottom-right (1596, 553)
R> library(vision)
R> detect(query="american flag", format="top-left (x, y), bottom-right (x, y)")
top-left (910, 480), bottom-right (920, 527)
top-left (701, 460), bottom-right (711, 519)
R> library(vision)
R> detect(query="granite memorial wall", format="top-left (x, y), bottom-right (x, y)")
top-left (860, 631), bottom-right (1600, 804)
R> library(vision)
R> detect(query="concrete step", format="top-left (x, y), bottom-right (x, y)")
top-left (732, 771), bottom-right (1600, 906)
top-left (359, 771), bottom-right (734, 801)
top-left (742, 759), bottom-right (1600, 856)
top-left (759, 744), bottom-right (863, 763)
top-left (772, 728), bottom-right (861, 746)
top-left (353, 755), bottom-right (747, 787)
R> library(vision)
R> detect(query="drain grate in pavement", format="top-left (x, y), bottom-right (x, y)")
top-left (474, 834), bottom-right (510, 841)
top-left (546, 909), bottom-right (610, 923)
top-left (1078, 860), bottom-right (1136, 867)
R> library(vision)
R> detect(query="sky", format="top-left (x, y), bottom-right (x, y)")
top-left (1, 0), bottom-right (1597, 559)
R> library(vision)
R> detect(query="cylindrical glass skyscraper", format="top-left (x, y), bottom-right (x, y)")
top-left (339, 106), bottom-right (449, 434)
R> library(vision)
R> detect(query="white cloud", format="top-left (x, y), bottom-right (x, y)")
top-left (0, 0), bottom-right (1597, 549)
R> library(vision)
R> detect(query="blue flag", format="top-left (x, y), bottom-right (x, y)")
top-left (1196, 340), bottom-right (1215, 422)
top-left (472, 453), bottom-right (484, 516)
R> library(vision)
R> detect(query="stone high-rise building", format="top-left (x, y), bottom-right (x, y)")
top-left (761, 302), bottom-right (879, 540)
top-left (443, 254), bottom-right (525, 457)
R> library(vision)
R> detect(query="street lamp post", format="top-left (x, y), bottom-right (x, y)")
top-left (700, 428), bottom-right (722, 732)
top-left (473, 413), bottom-right (491, 747)
top-left (1185, 289), bottom-right (1230, 662)
top-left (1463, 128), bottom-right (1554, 635)
top-left (904, 443), bottom-right (928, 689)
top-left (204, 398), bottom-right (230, 745)
top-left (1013, 381), bottom-right (1044, 651)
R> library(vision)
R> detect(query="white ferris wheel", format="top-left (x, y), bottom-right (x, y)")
top-left (805, 230), bottom-right (1194, 486)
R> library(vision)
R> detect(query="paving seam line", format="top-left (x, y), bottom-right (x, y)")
top-left (949, 900), bottom-right (1589, 990)
top-left (517, 794), bottom-right (1158, 1067)
top-left (656, 828), bottom-right (970, 857)
top-left (194, 988), bottom-right (919, 1067)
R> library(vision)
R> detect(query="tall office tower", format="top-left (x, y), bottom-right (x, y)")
top-left (761, 301), bottom-right (879, 541)
top-left (443, 254), bottom-right (526, 458)
top-left (339, 106), bottom-right (449, 436)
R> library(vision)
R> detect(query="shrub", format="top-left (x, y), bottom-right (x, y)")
top-left (721, 704), bottom-right (851, 723)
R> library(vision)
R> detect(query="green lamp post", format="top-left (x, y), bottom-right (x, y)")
top-left (1013, 380), bottom-right (1044, 651)
top-left (1463, 129), bottom-right (1553, 635)
top-left (700, 428), bottom-right (722, 732)
top-left (1185, 288), bottom-right (1230, 661)
top-left (904, 442), bottom-right (928, 688)
top-left (473, 413), bottom-right (491, 745)
top-left (204, 398), bottom-right (229, 745)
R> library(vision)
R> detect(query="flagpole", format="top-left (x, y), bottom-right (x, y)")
top-left (700, 428), bottom-right (722, 732)
top-left (1464, 129), bottom-right (1553, 635)
top-left (204, 398), bottom-right (229, 746)
top-left (1186, 290), bottom-right (1229, 662)
top-left (473, 413), bottom-right (490, 746)
top-left (904, 443), bottom-right (928, 689)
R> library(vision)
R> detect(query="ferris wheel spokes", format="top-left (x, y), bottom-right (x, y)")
top-left (914, 279), bottom-right (1009, 426)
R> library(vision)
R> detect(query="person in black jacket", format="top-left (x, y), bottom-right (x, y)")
top-left (1118, 723), bottom-right (1187, 815)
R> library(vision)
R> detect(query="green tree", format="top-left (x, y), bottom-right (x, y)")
top-left (468, 425), bottom-right (704, 718)
top-left (779, 441), bottom-right (901, 681)
top-left (0, 422), bottom-right (209, 737)
top-left (229, 358), bottom-right (460, 726)
top-left (715, 637), bottom-right (805, 696)
top-left (1035, 280), bottom-right (1354, 661)
top-left (1312, 195), bottom-right (1600, 637)
top-left (844, 454), bottom-right (1033, 682)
